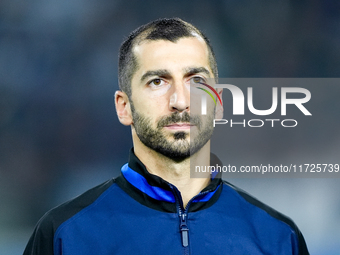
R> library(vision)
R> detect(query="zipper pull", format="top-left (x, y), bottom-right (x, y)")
top-left (180, 213), bottom-right (189, 247)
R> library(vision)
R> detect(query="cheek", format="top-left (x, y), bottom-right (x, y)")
top-left (145, 84), bottom-right (172, 98)
top-left (134, 97), bottom-right (168, 117)
top-left (190, 89), bottom-right (206, 115)
top-left (132, 85), bottom-right (171, 110)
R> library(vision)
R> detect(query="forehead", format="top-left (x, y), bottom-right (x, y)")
top-left (132, 37), bottom-right (211, 75)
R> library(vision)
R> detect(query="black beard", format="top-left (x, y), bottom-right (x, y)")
top-left (131, 103), bottom-right (214, 160)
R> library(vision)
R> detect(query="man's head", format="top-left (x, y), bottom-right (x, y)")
top-left (118, 18), bottom-right (218, 98)
top-left (115, 18), bottom-right (221, 159)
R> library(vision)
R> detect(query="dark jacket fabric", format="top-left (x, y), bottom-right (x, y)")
top-left (24, 149), bottom-right (309, 255)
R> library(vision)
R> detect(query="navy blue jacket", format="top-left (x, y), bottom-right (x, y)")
top-left (24, 150), bottom-right (309, 254)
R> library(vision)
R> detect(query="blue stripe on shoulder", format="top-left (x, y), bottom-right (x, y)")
top-left (121, 164), bottom-right (176, 203)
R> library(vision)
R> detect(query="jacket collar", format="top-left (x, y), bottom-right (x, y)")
top-left (116, 148), bottom-right (223, 213)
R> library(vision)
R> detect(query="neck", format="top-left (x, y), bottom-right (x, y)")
top-left (133, 135), bottom-right (211, 207)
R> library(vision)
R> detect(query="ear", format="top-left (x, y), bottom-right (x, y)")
top-left (115, 91), bottom-right (133, 126)
top-left (215, 88), bottom-right (224, 119)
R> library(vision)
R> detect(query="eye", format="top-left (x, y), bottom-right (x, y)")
top-left (192, 76), bottom-right (205, 84)
top-left (149, 79), bottom-right (164, 86)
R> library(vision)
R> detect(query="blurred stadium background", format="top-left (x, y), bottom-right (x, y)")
top-left (0, 0), bottom-right (339, 254)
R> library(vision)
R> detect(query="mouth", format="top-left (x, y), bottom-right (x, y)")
top-left (164, 123), bottom-right (193, 130)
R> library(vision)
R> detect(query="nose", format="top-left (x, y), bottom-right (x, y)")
top-left (169, 82), bottom-right (190, 112)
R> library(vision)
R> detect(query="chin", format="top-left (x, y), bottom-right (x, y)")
top-left (173, 131), bottom-right (187, 140)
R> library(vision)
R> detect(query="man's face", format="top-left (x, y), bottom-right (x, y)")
top-left (129, 37), bottom-right (216, 159)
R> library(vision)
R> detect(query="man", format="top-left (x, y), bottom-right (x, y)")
top-left (24, 18), bottom-right (309, 254)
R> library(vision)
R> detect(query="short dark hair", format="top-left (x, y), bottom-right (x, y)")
top-left (118, 18), bottom-right (218, 98)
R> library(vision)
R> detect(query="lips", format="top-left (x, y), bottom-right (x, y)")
top-left (164, 123), bottom-right (193, 130)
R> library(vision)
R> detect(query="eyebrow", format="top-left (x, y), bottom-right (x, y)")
top-left (140, 69), bottom-right (170, 83)
top-left (184, 67), bottom-right (211, 77)
top-left (140, 67), bottom-right (212, 83)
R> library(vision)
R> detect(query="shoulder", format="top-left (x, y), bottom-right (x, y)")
top-left (220, 180), bottom-right (309, 255)
top-left (24, 178), bottom-right (117, 255)
top-left (222, 180), bottom-right (296, 227)
top-left (46, 178), bottom-right (116, 228)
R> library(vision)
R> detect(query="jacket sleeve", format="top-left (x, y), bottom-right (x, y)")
top-left (295, 226), bottom-right (310, 255)
top-left (23, 213), bottom-right (56, 255)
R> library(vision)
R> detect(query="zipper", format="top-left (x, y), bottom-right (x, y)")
top-left (170, 185), bottom-right (215, 250)
top-left (179, 208), bottom-right (189, 247)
